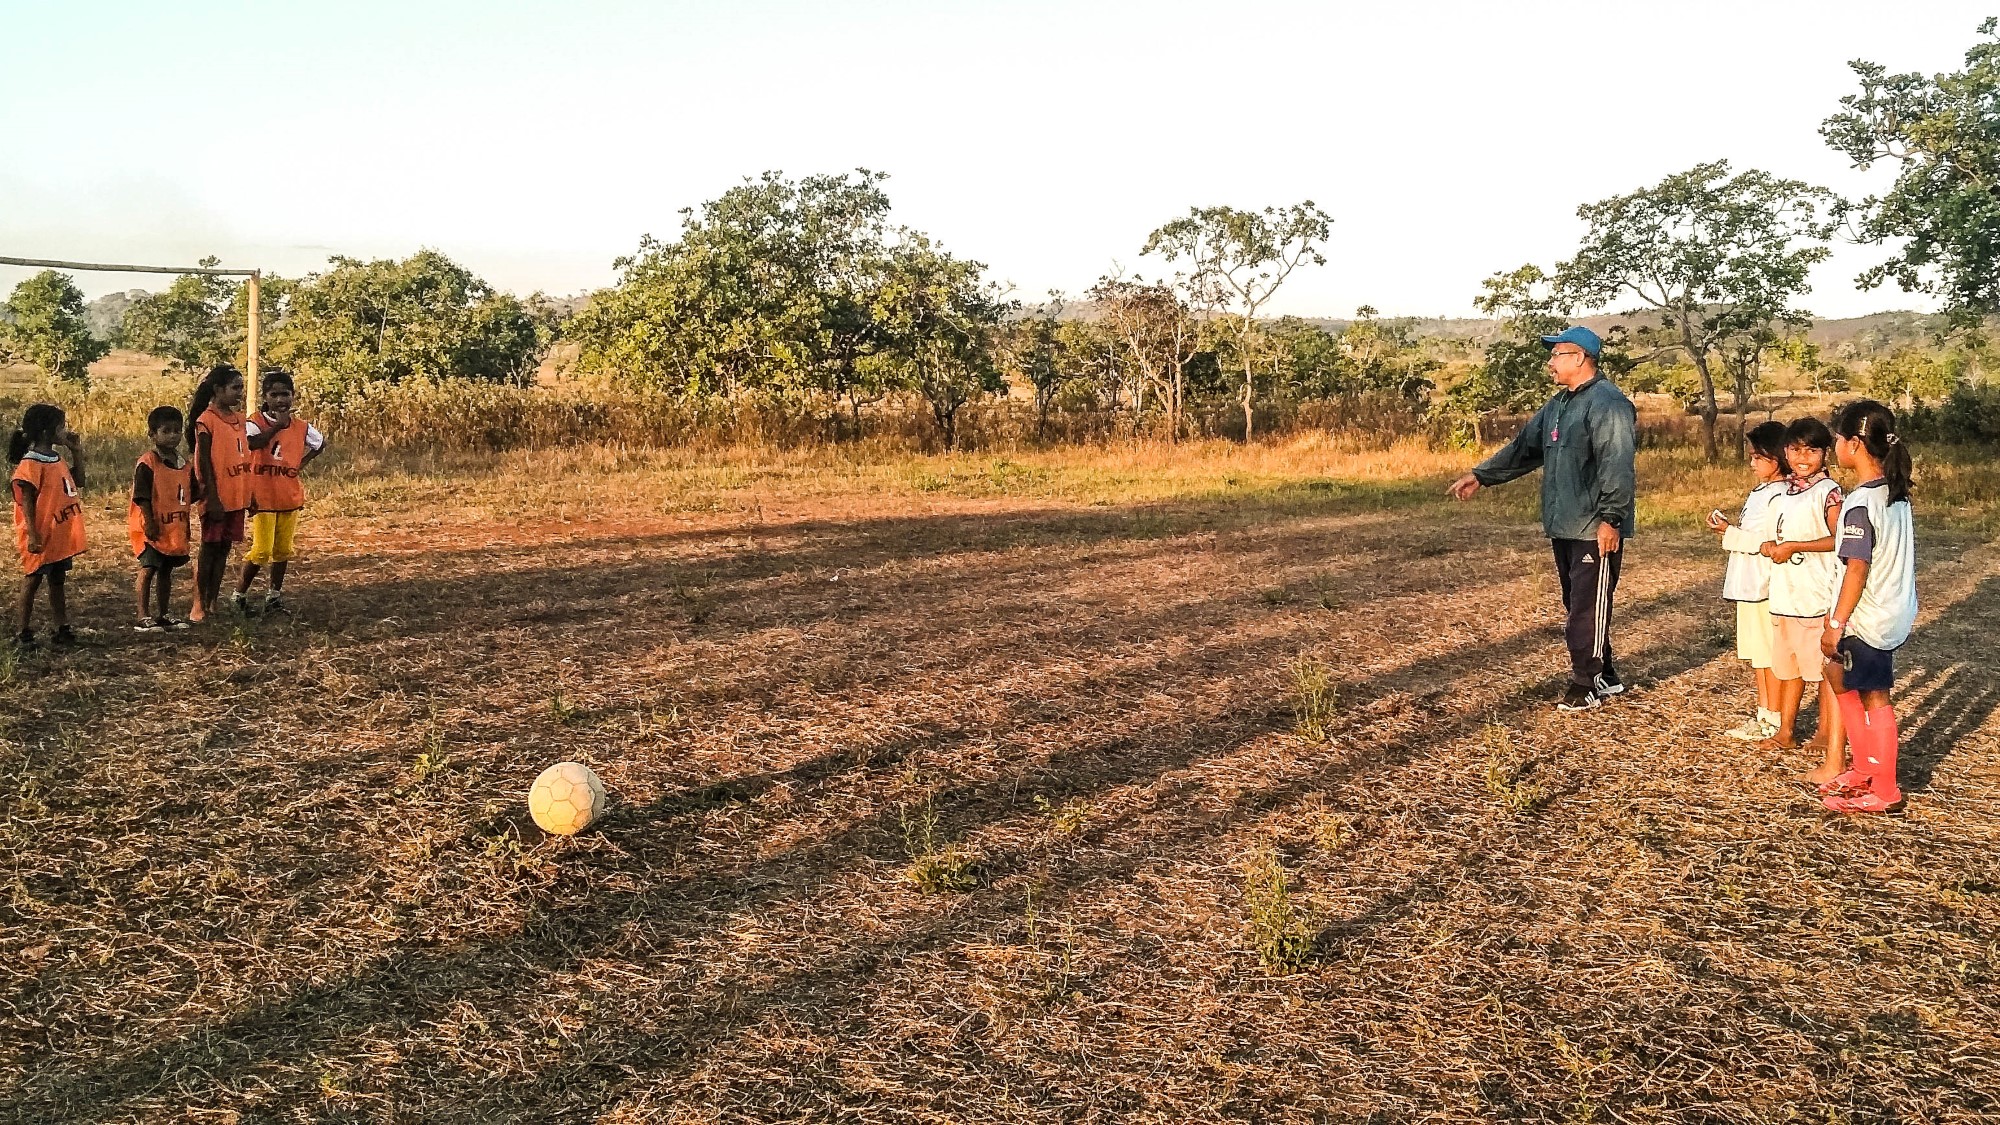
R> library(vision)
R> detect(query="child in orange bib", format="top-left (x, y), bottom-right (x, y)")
top-left (237, 368), bottom-right (325, 615)
top-left (128, 405), bottom-right (196, 632)
top-left (10, 403), bottom-right (88, 651)
top-left (189, 364), bottom-right (251, 622)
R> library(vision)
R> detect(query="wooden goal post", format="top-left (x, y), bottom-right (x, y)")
top-left (0, 255), bottom-right (265, 409)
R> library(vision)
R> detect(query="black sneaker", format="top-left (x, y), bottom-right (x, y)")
top-left (231, 592), bottom-right (258, 618)
top-left (12, 630), bottom-right (35, 652)
top-left (263, 594), bottom-right (289, 615)
top-left (51, 625), bottom-right (77, 647)
top-left (161, 616), bottom-right (191, 631)
top-left (134, 618), bottom-right (167, 633)
top-left (1594, 668), bottom-right (1626, 697)
top-left (1557, 683), bottom-right (1601, 712)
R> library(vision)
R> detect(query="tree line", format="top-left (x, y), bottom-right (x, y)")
top-left (7, 20), bottom-right (2000, 457)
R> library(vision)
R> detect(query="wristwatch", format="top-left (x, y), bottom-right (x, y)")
top-left (1827, 617), bottom-right (1847, 633)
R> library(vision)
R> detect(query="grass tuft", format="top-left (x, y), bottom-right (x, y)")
top-left (1243, 843), bottom-right (1315, 974)
top-left (1291, 656), bottom-right (1338, 742)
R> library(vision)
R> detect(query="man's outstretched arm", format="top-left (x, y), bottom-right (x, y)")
top-left (1449, 403), bottom-right (1548, 499)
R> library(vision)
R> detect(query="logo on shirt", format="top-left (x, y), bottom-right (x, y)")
top-left (62, 478), bottom-right (76, 497)
top-left (1840, 524), bottom-right (1865, 541)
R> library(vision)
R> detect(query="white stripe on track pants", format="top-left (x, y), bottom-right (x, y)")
top-left (1552, 537), bottom-right (1623, 688)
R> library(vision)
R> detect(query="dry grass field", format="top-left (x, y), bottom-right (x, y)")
top-left (4, 431), bottom-right (2000, 1123)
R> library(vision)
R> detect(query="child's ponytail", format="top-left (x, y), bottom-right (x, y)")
top-left (186, 364), bottom-right (241, 450)
top-left (1832, 398), bottom-right (1912, 504)
top-left (8, 404), bottom-right (64, 465)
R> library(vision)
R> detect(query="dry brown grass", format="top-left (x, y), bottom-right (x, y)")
top-left (3, 436), bottom-right (2000, 1123)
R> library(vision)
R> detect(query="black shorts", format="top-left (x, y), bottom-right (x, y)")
top-left (1836, 636), bottom-right (1897, 694)
top-left (30, 557), bottom-right (73, 579)
top-left (137, 546), bottom-right (189, 571)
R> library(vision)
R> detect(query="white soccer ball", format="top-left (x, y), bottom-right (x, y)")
top-left (528, 761), bottom-right (607, 836)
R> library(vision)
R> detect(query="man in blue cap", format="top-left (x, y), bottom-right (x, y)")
top-left (1447, 326), bottom-right (1638, 711)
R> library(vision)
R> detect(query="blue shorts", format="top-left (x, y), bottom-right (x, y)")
top-left (31, 557), bottom-right (74, 579)
top-left (1836, 636), bottom-right (1897, 694)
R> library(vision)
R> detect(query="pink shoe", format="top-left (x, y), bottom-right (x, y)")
top-left (1823, 790), bottom-right (1903, 814)
top-left (1815, 770), bottom-right (1870, 797)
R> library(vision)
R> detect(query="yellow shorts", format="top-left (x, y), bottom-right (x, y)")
top-left (1734, 600), bottom-right (1775, 669)
top-left (247, 510), bottom-right (300, 565)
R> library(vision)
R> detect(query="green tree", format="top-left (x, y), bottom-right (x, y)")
top-left (869, 236), bottom-right (1007, 449)
top-left (1440, 265), bottom-right (1574, 440)
top-left (569, 170), bottom-right (896, 416)
top-left (1868, 346), bottom-right (1965, 404)
top-left (1822, 19), bottom-right (2000, 330)
top-left (1335, 308), bottom-right (1439, 401)
top-left (1557, 160), bottom-right (1836, 462)
top-left (3, 270), bottom-right (108, 383)
top-left (1716, 317), bottom-right (1800, 453)
top-left (1142, 202), bottom-right (1332, 440)
top-left (1089, 276), bottom-right (1200, 439)
top-left (120, 257), bottom-right (235, 371)
top-left (1001, 294), bottom-right (1072, 439)
top-left (271, 251), bottom-right (550, 395)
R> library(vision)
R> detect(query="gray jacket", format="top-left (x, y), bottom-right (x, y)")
top-left (1472, 376), bottom-right (1637, 541)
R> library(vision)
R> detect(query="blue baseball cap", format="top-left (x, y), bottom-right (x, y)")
top-left (1540, 326), bottom-right (1602, 357)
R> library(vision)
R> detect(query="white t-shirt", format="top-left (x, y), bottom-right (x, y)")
top-left (244, 415), bottom-right (325, 451)
top-left (1769, 474), bottom-right (1843, 618)
top-left (1836, 480), bottom-right (1917, 650)
top-left (1721, 480), bottom-right (1785, 602)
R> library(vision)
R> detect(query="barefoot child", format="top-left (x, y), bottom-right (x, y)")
top-left (237, 368), bottom-right (325, 614)
top-left (1706, 420), bottom-right (1788, 741)
top-left (1819, 400), bottom-right (1918, 813)
top-left (129, 406), bottom-right (195, 632)
top-left (1760, 417), bottom-right (1846, 780)
top-left (189, 365), bottom-right (251, 622)
top-left (10, 404), bottom-right (87, 650)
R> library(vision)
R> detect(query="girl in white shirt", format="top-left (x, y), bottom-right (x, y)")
top-left (1760, 418), bottom-right (1846, 778)
top-left (1706, 420), bottom-right (1789, 741)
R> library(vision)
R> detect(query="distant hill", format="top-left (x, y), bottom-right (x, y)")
top-left (85, 289), bottom-right (148, 341)
top-left (1030, 305), bottom-right (1955, 357)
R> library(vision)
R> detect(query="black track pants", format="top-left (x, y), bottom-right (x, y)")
top-left (1552, 537), bottom-right (1622, 688)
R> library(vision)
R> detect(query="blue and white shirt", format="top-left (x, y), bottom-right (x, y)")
top-left (1836, 479), bottom-right (1917, 650)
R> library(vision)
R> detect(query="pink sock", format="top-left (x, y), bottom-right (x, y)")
top-left (1858, 705), bottom-right (1902, 800)
top-left (1835, 690), bottom-right (1866, 774)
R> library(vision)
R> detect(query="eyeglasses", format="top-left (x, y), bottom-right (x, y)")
top-left (1549, 349), bottom-right (1586, 361)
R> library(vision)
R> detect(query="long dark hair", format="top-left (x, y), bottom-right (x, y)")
top-left (186, 364), bottom-right (244, 450)
top-left (8, 403), bottom-right (65, 465)
top-left (1832, 398), bottom-right (1913, 504)
top-left (1746, 420), bottom-right (1790, 477)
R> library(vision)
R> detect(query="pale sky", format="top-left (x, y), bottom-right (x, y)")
top-left (0, 1), bottom-right (1984, 319)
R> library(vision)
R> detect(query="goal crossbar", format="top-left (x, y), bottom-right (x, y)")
top-left (1, 254), bottom-right (266, 404)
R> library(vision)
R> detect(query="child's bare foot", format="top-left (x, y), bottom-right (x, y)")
top-left (1802, 764), bottom-right (1844, 787)
top-left (1757, 735), bottom-right (1798, 752)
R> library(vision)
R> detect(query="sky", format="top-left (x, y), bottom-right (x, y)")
top-left (0, 1), bottom-right (1987, 319)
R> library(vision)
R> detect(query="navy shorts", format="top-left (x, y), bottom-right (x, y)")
top-left (30, 557), bottom-right (73, 579)
top-left (1836, 636), bottom-right (1897, 694)
top-left (137, 546), bottom-right (189, 571)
